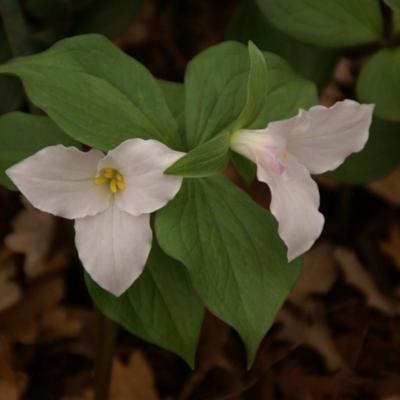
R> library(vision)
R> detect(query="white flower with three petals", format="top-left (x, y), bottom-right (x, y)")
top-left (230, 100), bottom-right (374, 261)
top-left (7, 138), bottom-right (184, 296)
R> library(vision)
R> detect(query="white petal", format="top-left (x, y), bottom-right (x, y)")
top-left (269, 100), bottom-right (374, 174)
top-left (257, 154), bottom-right (324, 261)
top-left (74, 202), bottom-right (152, 296)
top-left (7, 145), bottom-right (110, 219)
top-left (98, 139), bottom-right (185, 216)
top-left (230, 128), bottom-right (288, 165)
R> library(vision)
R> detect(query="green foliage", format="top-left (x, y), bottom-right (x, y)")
top-left (0, 34), bottom-right (181, 151)
top-left (256, 0), bottom-right (383, 48)
top-left (233, 41), bottom-right (268, 130)
top-left (357, 48), bottom-right (400, 122)
top-left (226, 0), bottom-right (338, 87)
top-left (328, 117), bottom-right (400, 183)
top-left (0, 28), bottom-right (23, 114)
top-left (85, 243), bottom-right (204, 368)
top-left (155, 177), bottom-right (301, 366)
top-left (184, 41), bottom-right (249, 149)
top-left (0, 112), bottom-right (78, 189)
top-left (166, 132), bottom-right (230, 177)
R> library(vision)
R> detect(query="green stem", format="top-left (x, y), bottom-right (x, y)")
top-left (94, 313), bottom-right (117, 400)
top-left (0, 0), bottom-right (34, 57)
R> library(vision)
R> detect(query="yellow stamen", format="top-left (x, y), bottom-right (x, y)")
top-left (95, 176), bottom-right (107, 185)
top-left (116, 180), bottom-right (125, 190)
top-left (104, 170), bottom-right (114, 178)
top-left (94, 167), bottom-right (125, 193)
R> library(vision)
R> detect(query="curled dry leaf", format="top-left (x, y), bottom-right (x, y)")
top-left (334, 247), bottom-right (398, 316)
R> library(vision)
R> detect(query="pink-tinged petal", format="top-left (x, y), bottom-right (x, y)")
top-left (74, 202), bottom-right (152, 296)
top-left (98, 139), bottom-right (185, 216)
top-left (230, 128), bottom-right (288, 165)
top-left (273, 100), bottom-right (374, 174)
top-left (257, 154), bottom-right (324, 261)
top-left (7, 145), bottom-right (110, 219)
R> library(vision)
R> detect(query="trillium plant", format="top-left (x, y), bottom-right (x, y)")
top-left (0, 34), bottom-right (374, 367)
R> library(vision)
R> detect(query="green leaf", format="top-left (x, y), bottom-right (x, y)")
top-left (0, 34), bottom-right (181, 151)
top-left (85, 243), bottom-right (204, 368)
top-left (256, 0), bottom-right (383, 48)
top-left (155, 177), bottom-right (301, 366)
top-left (357, 48), bottom-right (400, 122)
top-left (0, 112), bottom-right (79, 190)
top-left (230, 153), bottom-right (257, 186)
top-left (233, 41), bottom-right (268, 130)
top-left (328, 116), bottom-right (400, 183)
top-left (226, 0), bottom-right (338, 88)
top-left (166, 132), bottom-right (230, 177)
top-left (184, 41), bottom-right (249, 149)
top-left (158, 79), bottom-right (185, 136)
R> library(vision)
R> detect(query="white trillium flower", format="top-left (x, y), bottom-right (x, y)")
top-left (230, 100), bottom-right (374, 261)
top-left (7, 138), bottom-right (184, 296)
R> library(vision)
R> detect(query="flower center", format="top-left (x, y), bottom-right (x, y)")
top-left (95, 168), bottom-right (125, 193)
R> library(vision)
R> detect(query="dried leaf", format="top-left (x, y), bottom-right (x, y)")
top-left (335, 248), bottom-right (398, 315)
top-left (5, 197), bottom-right (57, 279)
top-left (109, 352), bottom-right (158, 400)
top-left (368, 166), bottom-right (400, 206)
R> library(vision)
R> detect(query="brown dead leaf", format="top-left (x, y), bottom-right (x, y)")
top-left (275, 308), bottom-right (348, 371)
top-left (335, 248), bottom-right (398, 315)
top-left (290, 243), bottom-right (338, 306)
top-left (381, 225), bottom-right (400, 271)
top-left (0, 259), bottom-right (21, 312)
top-left (5, 197), bottom-right (57, 279)
top-left (0, 275), bottom-right (65, 344)
top-left (367, 166), bottom-right (400, 207)
top-left (0, 339), bottom-right (28, 400)
top-left (109, 352), bottom-right (159, 400)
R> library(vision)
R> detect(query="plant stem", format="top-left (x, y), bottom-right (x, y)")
top-left (94, 312), bottom-right (117, 400)
top-left (0, 0), bottom-right (34, 57)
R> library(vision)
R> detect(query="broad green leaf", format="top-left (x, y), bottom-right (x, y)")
top-left (166, 132), bottom-right (230, 177)
top-left (0, 112), bottom-right (78, 190)
top-left (357, 48), bottom-right (400, 122)
top-left (158, 79), bottom-right (185, 135)
top-left (328, 117), bottom-right (400, 183)
top-left (0, 34), bottom-right (181, 150)
top-left (184, 41), bottom-right (249, 149)
top-left (256, 0), bottom-right (383, 48)
top-left (233, 41), bottom-right (268, 130)
top-left (155, 177), bottom-right (301, 366)
top-left (226, 0), bottom-right (338, 88)
top-left (85, 243), bottom-right (204, 368)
